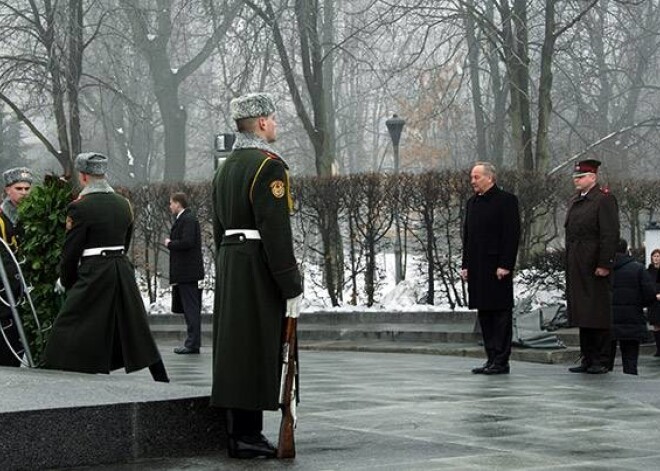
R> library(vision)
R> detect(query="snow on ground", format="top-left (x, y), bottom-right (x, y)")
top-left (142, 253), bottom-right (565, 315)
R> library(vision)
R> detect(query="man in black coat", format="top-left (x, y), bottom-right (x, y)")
top-left (607, 239), bottom-right (655, 375)
top-left (565, 159), bottom-right (619, 374)
top-left (165, 192), bottom-right (204, 354)
top-left (461, 162), bottom-right (521, 375)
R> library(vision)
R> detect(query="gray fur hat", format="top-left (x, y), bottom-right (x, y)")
top-left (3, 167), bottom-right (33, 187)
top-left (75, 152), bottom-right (108, 176)
top-left (230, 93), bottom-right (276, 121)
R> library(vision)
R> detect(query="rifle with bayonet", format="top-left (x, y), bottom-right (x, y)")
top-left (277, 313), bottom-right (297, 458)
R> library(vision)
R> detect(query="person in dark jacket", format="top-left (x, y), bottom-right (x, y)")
top-left (0, 167), bottom-right (32, 366)
top-left (165, 192), bottom-right (204, 354)
top-left (212, 93), bottom-right (303, 459)
top-left (461, 162), bottom-right (521, 375)
top-left (646, 248), bottom-right (660, 356)
top-left (43, 152), bottom-right (168, 382)
top-left (607, 239), bottom-right (656, 375)
top-left (565, 159), bottom-right (619, 374)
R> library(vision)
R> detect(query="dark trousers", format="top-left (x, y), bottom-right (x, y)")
top-left (607, 339), bottom-right (640, 375)
top-left (478, 309), bottom-right (512, 367)
top-left (0, 317), bottom-right (22, 367)
top-left (227, 408), bottom-right (263, 438)
top-left (174, 283), bottom-right (201, 349)
top-left (579, 327), bottom-right (611, 367)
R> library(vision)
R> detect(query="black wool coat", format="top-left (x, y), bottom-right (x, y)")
top-left (612, 254), bottom-right (656, 340)
top-left (211, 146), bottom-right (302, 411)
top-left (167, 208), bottom-right (204, 283)
top-left (565, 187), bottom-right (619, 329)
top-left (461, 185), bottom-right (521, 310)
top-left (645, 265), bottom-right (660, 324)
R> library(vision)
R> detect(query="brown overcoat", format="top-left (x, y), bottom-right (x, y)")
top-left (565, 186), bottom-right (619, 329)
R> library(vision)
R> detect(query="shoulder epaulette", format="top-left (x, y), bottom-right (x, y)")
top-left (260, 150), bottom-right (280, 161)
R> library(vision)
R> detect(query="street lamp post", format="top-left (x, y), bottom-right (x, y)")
top-left (386, 114), bottom-right (405, 284)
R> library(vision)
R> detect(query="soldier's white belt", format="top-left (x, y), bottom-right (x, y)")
top-left (82, 245), bottom-right (125, 257)
top-left (224, 229), bottom-right (261, 240)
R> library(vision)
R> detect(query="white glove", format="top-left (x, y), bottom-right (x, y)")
top-left (286, 294), bottom-right (303, 318)
top-left (54, 278), bottom-right (65, 294)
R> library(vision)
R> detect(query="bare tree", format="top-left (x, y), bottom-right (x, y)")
top-left (0, 0), bottom-right (100, 176)
top-left (117, 0), bottom-right (242, 181)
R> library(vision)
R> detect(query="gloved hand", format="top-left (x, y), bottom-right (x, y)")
top-left (54, 278), bottom-right (65, 294)
top-left (285, 294), bottom-right (303, 318)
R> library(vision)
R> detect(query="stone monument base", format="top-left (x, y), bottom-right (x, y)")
top-left (0, 366), bottom-right (225, 470)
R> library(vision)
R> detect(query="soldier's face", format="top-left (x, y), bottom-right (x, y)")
top-left (470, 165), bottom-right (494, 194)
top-left (573, 173), bottom-right (596, 192)
top-left (5, 182), bottom-right (31, 206)
top-left (260, 114), bottom-right (277, 143)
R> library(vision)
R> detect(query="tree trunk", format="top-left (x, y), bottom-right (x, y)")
top-left (535, 0), bottom-right (556, 173)
top-left (464, 0), bottom-right (488, 161)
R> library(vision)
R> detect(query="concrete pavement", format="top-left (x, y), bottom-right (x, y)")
top-left (75, 342), bottom-right (660, 470)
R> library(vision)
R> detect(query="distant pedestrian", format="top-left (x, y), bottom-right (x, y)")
top-left (565, 159), bottom-right (619, 374)
top-left (607, 239), bottom-right (655, 375)
top-left (461, 162), bottom-right (521, 375)
top-left (0, 167), bottom-right (32, 367)
top-left (645, 248), bottom-right (660, 356)
top-left (212, 93), bottom-right (303, 459)
top-left (43, 152), bottom-right (168, 382)
top-left (165, 192), bottom-right (204, 355)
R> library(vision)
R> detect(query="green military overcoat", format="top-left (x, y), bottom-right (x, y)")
top-left (43, 185), bottom-right (162, 374)
top-left (211, 146), bottom-right (302, 411)
top-left (565, 186), bottom-right (620, 329)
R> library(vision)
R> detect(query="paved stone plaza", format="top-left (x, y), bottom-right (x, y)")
top-left (71, 343), bottom-right (660, 470)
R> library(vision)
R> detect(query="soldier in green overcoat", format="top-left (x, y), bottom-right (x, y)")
top-left (211, 93), bottom-right (302, 459)
top-left (43, 153), bottom-right (168, 382)
top-left (565, 159), bottom-right (620, 374)
top-left (0, 167), bottom-right (33, 366)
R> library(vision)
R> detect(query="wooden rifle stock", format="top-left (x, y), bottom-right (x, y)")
top-left (277, 315), bottom-right (297, 459)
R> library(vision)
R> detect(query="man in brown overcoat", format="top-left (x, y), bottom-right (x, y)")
top-left (565, 159), bottom-right (619, 374)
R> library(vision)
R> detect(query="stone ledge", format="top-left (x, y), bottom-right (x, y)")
top-left (0, 367), bottom-right (225, 470)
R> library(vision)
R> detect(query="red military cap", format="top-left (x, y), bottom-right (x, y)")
top-left (573, 159), bottom-right (601, 177)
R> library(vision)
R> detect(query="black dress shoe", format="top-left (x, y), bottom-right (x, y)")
top-left (483, 364), bottom-right (510, 375)
top-left (471, 363), bottom-right (492, 374)
top-left (228, 434), bottom-right (277, 459)
top-left (568, 364), bottom-right (589, 373)
top-left (173, 346), bottom-right (200, 354)
top-left (586, 365), bottom-right (609, 374)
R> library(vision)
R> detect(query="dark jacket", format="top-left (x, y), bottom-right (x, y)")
top-left (461, 185), bottom-right (521, 310)
top-left (43, 188), bottom-right (162, 374)
top-left (565, 186), bottom-right (619, 328)
top-left (612, 254), bottom-right (655, 340)
top-left (646, 265), bottom-right (660, 324)
top-left (211, 146), bottom-right (302, 411)
top-left (167, 208), bottom-right (204, 283)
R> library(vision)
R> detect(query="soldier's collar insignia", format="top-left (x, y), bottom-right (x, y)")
top-left (270, 180), bottom-right (285, 199)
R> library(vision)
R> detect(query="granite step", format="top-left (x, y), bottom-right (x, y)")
top-left (148, 312), bottom-right (585, 364)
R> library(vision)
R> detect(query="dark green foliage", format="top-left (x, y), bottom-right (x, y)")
top-left (17, 175), bottom-right (72, 364)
